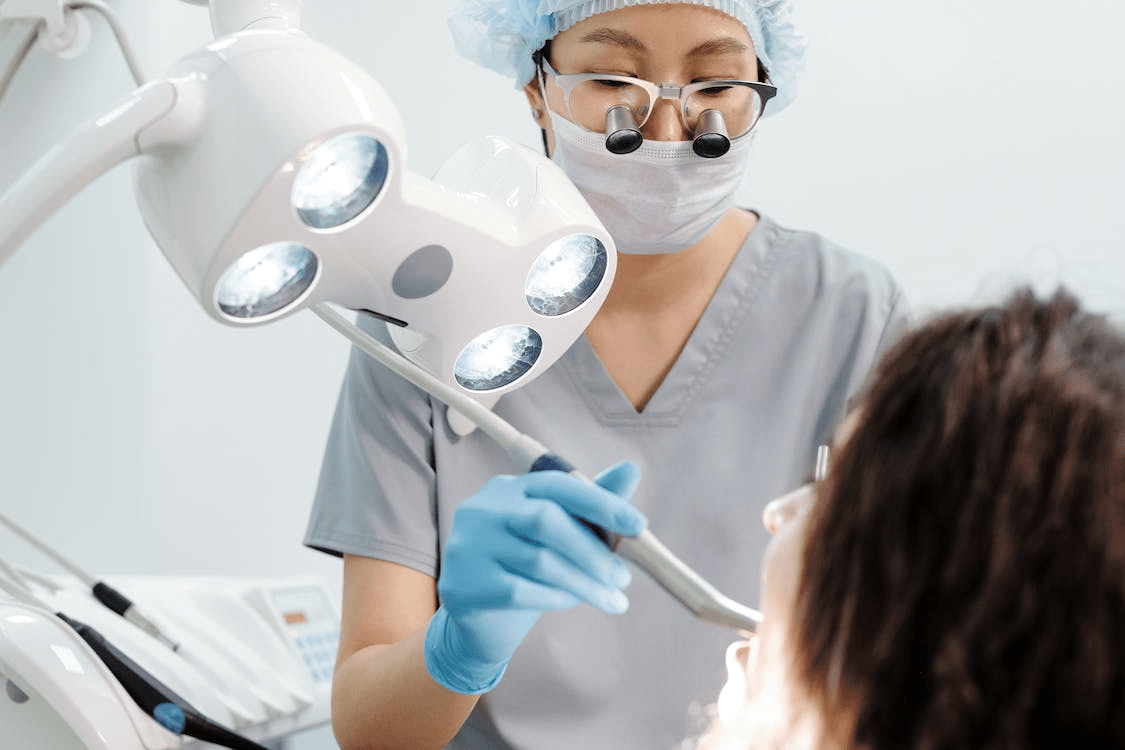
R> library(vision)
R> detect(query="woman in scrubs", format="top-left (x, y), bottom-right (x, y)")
top-left (703, 287), bottom-right (1125, 749)
top-left (304, 2), bottom-right (908, 748)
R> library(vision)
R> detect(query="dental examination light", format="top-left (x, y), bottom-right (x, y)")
top-left (0, 0), bottom-right (760, 649)
top-left (0, 0), bottom-right (616, 425)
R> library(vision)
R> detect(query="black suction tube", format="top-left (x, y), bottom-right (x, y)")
top-left (55, 612), bottom-right (272, 750)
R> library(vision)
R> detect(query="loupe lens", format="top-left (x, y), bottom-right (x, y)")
top-left (525, 234), bottom-right (608, 316)
top-left (293, 133), bottom-right (388, 229)
top-left (216, 242), bottom-right (318, 319)
top-left (454, 325), bottom-right (543, 391)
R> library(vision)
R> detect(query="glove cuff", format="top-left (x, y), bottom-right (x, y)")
top-left (423, 606), bottom-right (509, 695)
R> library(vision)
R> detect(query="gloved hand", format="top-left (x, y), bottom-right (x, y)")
top-left (424, 461), bottom-right (646, 694)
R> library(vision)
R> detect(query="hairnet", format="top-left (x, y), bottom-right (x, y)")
top-left (448, 0), bottom-right (807, 114)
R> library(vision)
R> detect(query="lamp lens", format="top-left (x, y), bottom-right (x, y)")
top-left (525, 234), bottom-right (608, 316)
top-left (454, 325), bottom-right (543, 391)
top-left (216, 242), bottom-right (318, 319)
top-left (293, 133), bottom-right (389, 229)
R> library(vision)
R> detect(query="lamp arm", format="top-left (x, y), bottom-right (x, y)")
top-left (0, 79), bottom-right (176, 268)
top-left (308, 303), bottom-right (551, 467)
top-left (309, 302), bottom-right (763, 633)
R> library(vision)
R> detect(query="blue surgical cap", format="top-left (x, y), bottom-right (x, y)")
top-left (448, 0), bottom-right (807, 114)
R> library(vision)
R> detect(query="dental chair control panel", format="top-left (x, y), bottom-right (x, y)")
top-left (246, 581), bottom-right (340, 687)
top-left (0, 572), bottom-right (338, 749)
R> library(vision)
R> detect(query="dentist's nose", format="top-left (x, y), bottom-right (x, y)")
top-left (641, 96), bottom-right (689, 142)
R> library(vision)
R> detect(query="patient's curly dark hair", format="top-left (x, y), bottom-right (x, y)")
top-left (793, 288), bottom-right (1125, 749)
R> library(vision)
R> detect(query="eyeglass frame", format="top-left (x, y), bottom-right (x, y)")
top-left (536, 56), bottom-right (778, 138)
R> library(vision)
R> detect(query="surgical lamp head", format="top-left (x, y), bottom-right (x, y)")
top-left (0, 1), bottom-right (616, 422)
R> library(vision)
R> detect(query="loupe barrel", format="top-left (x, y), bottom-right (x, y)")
top-left (603, 105), bottom-right (642, 155)
top-left (691, 109), bottom-right (730, 158)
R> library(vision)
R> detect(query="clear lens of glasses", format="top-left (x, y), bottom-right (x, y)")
top-left (567, 79), bottom-right (766, 139)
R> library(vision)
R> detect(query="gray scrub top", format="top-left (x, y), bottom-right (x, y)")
top-left (305, 214), bottom-right (909, 750)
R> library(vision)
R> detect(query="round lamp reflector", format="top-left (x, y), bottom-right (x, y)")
top-left (525, 234), bottom-right (608, 316)
top-left (293, 132), bottom-right (389, 229)
top-left (216, 242), bottom-right (318, 319)
top-left (454, 325), bottom-right (543, 391)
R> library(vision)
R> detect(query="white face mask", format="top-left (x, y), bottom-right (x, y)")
top-left (546, 109), bottom-right (754, 255)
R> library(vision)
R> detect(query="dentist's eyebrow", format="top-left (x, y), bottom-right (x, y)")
top-left (687, 38), bottom-right (750, 58)
top-left (578, 31), bottom-right (750, 58)
top-left (579, 28), bottom-right (647, 52)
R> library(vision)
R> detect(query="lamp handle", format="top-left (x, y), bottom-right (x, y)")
top-left (0, 79), bottom-right (176, 268)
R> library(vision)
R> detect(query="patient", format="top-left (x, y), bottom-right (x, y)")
top-left (698, 287), bottom-right (1125, 749)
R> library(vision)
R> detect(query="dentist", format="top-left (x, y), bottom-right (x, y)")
top-left (305, 2), bottom-right (909, 748)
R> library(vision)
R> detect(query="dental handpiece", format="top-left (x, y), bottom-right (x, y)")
top-left (312, 305), bottom-right (764, 634)
top-left (0, 510), bottom-right (180, 651)
top-left (530, 454), bottom-right (762, 634)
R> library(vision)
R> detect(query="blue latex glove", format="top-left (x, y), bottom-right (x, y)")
top-left (424, 461), bottom-right (646, 694)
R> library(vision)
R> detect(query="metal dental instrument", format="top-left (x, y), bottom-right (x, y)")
top-left (0, 553), bottom-right (273, 749)
top-left (0, 511), bottom-right (298, 723)
top-left (0, 509), bottom-right (180, 652)
top-left (313, 303), bottom-right (763, 634)
top-left (815, 444), bottom-right (829, 482)
top-left (762, 445), bottom-right (829, 534)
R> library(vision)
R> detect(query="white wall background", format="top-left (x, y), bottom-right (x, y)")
top-left (1, 1), bottom-right (1123, 748)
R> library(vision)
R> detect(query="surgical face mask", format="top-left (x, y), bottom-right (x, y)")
top-left (546, 109), bottom-right (754, 255)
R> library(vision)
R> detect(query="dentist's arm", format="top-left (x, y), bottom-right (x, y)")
top-left (330, 462), bottom-right (646, 750)
top-left (332, 556), bottom-right (467, 750)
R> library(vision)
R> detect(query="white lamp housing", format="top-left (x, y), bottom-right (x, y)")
top-left (0, 1), bottom-right (616, 414)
